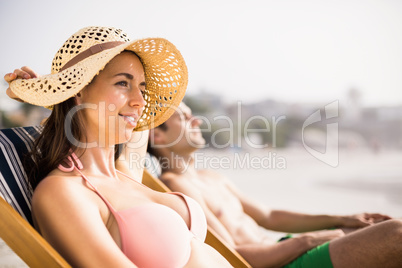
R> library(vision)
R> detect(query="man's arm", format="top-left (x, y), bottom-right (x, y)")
top-left (225, 179), bottom-right (391, 233)
top-left (161, 174), bottom-right (236, 246)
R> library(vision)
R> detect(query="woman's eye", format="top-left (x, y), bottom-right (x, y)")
top-left (116, 81), bottom-right (128, 87)
top-left (139, 87), bottom-right (146, 96)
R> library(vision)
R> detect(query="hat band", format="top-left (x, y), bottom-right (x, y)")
top-left (60, 41), bottom-right (126, 72)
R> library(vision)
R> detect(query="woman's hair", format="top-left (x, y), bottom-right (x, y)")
top-left (25, 97), bottom-right (87, 189)
top-left (25, 97), bottom-right (123, 189)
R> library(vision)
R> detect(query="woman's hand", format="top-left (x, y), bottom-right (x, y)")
top-left (4, 66), bottom-right (39, 102)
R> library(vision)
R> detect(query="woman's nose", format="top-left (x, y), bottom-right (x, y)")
top-left (128, 87), bottom-right (147, 108)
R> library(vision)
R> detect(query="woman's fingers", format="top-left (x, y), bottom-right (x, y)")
top-left (6, 87), bottom-right (24, 101)
top-left (4, 70), bottom-right (27, 102)
top-left (13, 68), bottom-right (31, 79)
top-left (21, 66), bottom-right (39, 78)
top-left (6, 66), bottom-right (38, 82)
top-left (4, 72), bottom-right (17, 83)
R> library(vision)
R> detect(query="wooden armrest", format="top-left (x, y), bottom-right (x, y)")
top-left (206, 227), bottom-right (252, 268)
top-left (142, 169), bottom-right (172, 192)
top-left (0, 197), bottom-right (71, 268)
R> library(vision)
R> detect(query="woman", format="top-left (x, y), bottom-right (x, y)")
top-left (5, 26), bottom-right (232, 267)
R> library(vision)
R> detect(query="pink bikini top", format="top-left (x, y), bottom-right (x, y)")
top-left (58, 153), bottom-right (207, 268)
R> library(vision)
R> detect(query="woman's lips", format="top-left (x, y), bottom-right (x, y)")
top-left (119, 114), bottom-right (138, 128)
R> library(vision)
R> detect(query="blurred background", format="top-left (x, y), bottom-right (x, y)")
top-left (1, 0), bottom-right (402, 265)
top-left (1, 0), bottom-right (401, 146)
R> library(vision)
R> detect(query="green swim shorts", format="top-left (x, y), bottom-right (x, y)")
top-left (282, 242), bottom-right (333, 268)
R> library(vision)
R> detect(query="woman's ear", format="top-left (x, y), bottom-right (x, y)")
top-left (75, 92), bottom-right (82, 105)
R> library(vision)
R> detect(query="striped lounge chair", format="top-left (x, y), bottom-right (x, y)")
top-left (0, 126), bottom-right (70, 267)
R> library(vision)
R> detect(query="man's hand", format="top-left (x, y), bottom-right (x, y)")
top-left (339, 213), bottom-right (392, 228)
top-left (299, 229), bottom-right (345, 250)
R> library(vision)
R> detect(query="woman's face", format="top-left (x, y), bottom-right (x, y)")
top-left (78, 51), bottom-right (146, 146)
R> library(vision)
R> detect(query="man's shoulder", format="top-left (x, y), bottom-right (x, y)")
top-left (160, 169), bottom-right (225, 181)
top-left (198, 169), bottom-right (227, 181)
top-left (160, 171), bottom-right (179, 180)
top-left (159, 171), bottom-right (201, 194)
top-left (159, 171), bottom-right (190, 183)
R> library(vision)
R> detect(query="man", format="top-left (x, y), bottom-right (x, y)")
top-left (147, 102), bottom-right (402, 268)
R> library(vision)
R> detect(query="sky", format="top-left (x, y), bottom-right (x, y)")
top-left (1, 0), bottom-right (402, 111)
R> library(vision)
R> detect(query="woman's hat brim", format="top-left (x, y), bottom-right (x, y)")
top-left (10, 38), bottom-right (187, 131)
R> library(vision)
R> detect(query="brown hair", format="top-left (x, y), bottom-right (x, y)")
top-left (25, 98), bottom-right (124, 189)
top-left (25, 97), bottom-right (87, 189)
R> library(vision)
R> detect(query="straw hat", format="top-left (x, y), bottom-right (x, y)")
top-left (9, 26), bottom-right (188, 131)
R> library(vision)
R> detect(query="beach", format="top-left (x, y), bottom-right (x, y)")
top-left (216, 147), bottom-right (402, 218)
top-left (1, 147), bottom-right (401, 267)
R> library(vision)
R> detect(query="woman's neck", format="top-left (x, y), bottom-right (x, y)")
top-left (75, 146), bottom-right (118, 179)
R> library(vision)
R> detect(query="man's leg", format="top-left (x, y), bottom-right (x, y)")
top-left (329, 219), bottom-right (402, 268)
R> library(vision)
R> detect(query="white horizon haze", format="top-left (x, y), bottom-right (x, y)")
top-left (1, 0), bottom-right (401, 111)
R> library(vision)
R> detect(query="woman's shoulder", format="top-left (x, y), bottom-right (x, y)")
top-left (35, 170), bottom-right (83, 193)
top-left (32, 171), bottom-right (91, 213)
top-left (30, 171), bottom-right (112, 248)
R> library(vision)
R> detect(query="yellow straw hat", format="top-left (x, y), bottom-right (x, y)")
top-left (9, 26), bottom-right (188, 131)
